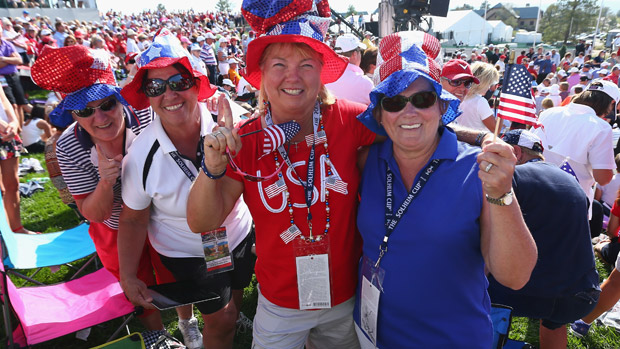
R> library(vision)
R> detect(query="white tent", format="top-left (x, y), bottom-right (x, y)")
top-left (427, 10), bottom-right (493, 46)
top-left (487, 20), bottom-right (513, 43)
top-left (514, 30), bottom-right (542, 44)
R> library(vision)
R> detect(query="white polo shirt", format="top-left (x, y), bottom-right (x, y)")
top-left (533, 103), bottom-right (615, 216)
top-left (455, 94), bottom-right (493, 131)
top-left (122, 103), bottom-right (252, 258)
top-left (326, 63), bottom-right (373, 105)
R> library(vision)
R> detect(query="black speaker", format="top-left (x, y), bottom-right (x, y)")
top-left (429, 0), bottom-right (450, 17)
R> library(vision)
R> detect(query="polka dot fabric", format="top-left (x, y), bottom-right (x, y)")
top-left (49, 84), bottom-right (129, 128)
top-left (357, 31), bottom-right (462, 136)
top-left (241, 0), bottom-right (347, 89)
top-left (31, 45), bottom-right (116, 94)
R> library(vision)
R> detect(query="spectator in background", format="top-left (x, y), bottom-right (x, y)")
top-left (567, 67), bottom-right (581, 89)
top-left (20, 106), bottom-right (52, 153)
top-left (534, 52), bottom-right (553, 85)
top-left (516, 50), bottom-right (526, 65)
top-left (490, 129), bottom-right (600, 349)
top-left (362, 31), bottom-right (374, 49)
top-left (548, 84), bottom-right (562, 107)
top-left (2, 19), bottom-right (29, 66)
top-left (604, 65), bottom-right (620, 85)
top-left (326, 33), bottom-right (373, 105)
top-left (457, 62), bottom-right (498, 132)
top-left (608, 52), bottom-right (618, 66)
top-left (63, 35), bottom-right (76, 47)
top-left (126, 29), bottom-right (139, 54)
top-left (53, 21), bottom-right (68, 48)
top-left (0, 29), bottom-right (33, 128)
top-left (550, 48), bottom-right (560, 69)
top-left (227, 58), bottom-right (241, 87)
top-left (74, 29), bottom-right (89, 47)
top-left (199, 33), bottom-right (217, 85)
top-left (573, 52), bottom-right (585, 67)
top-left (559, 82), bottom-right (570, 102)
top-left (188, 43), bottom-right (207, 75)
top-left (440, 59), bottom-right (478, 102)
top-left (360, 46), bottom-right (377, 81)
top-left (594, 51), bottom-right (606, 68)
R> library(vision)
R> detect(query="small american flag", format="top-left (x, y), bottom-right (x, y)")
top-left (262, 121), bottom-right (300, 157)
top-left (265, 177), bottom-right (286, 198)
top-left (497, 64), bottom-right (540, 128)
top-left (280, 224), bottom-right (302, 244)
top-left (560, 159), bottom-right (579, 183)
top-left (305, 130), bottom-right (327, 147)
top-left (325, 176), bottom-right (348, 194)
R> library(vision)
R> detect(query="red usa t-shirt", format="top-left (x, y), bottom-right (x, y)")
top-left (227, 99), bottom-right (376, 309)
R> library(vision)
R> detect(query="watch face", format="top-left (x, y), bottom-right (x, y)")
top-left (503, 193), bottom-right (513, 205)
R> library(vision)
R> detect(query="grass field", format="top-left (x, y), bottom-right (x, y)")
top-left (3, 151), bottom-right (620, 348)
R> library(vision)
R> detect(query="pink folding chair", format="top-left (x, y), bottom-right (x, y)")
top-left (0, 248), bottom-right (136, 347)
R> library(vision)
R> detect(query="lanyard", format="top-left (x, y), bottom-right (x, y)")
top-left (266, 102), bottom-right (321, 237)
top-left (169, 151), bottom-right (197, 182)
top-left (376, 158), bottom-right (442, 268)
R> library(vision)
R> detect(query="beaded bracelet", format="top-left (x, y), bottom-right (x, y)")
top-left (201, 157), bottom-right (226, 180)
top-left (474, 131), bottom-right (490, 147)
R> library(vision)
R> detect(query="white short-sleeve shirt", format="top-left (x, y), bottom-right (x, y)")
top-left (455, 94), bottom-right (493, 131)
top-left (122, 103), bottom-right (253, 257)
top-left (533, 103), bottom-right (615, 215)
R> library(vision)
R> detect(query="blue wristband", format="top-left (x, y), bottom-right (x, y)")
top-left (201, 157), bottom-right (226, 180)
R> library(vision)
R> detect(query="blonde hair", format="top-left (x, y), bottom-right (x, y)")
top-left (466, 62), bottom-right (499, 99)
top-left (541, 98), bottom-right (554, 110)
top-left (257, 42), bottom-right (335, 115)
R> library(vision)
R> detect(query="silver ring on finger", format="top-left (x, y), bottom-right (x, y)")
top-left (484, 163), bottom-right (493, 173)
top-left (212, 131), bottom-right (223, 138)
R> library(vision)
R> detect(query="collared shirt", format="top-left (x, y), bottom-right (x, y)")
top-left (533, 103), bottom-right (615, 216)
top-left (355, 127), bottom-right (491, 347)
top-left (200, 42), bottom-right (217, 66)
top-left (325, 63), bottom-right (373, 105)
top-left (121, 103), bottom-right (252, 257)
top-left (53, 31), bottom-right (68, 48)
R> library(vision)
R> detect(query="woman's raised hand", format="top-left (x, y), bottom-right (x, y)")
top-left (202, 93), bottom-right (242, 175)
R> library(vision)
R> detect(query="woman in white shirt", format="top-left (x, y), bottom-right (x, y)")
top-left (457, 62), bottom-right (499, 132)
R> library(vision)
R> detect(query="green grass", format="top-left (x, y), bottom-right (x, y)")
top-left (5, 152), bottom-right (620, 348)
top-left (2, 152), bottom-right (258, 348)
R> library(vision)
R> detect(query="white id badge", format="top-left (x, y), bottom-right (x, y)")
top-left (201, 227), bottom-right (234, 275)
top-left (360, 255), bottom-right (385, 347)
top-left (294, 236), bottom-right (331, 310)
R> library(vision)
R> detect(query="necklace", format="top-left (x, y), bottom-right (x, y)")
top-left (274, 114), bottom-right (332, 243)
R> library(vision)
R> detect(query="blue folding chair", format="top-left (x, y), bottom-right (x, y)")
top-left (0, 192), bottom-right (96, 285)
top-left (491, 304), bottom-right (534, 349)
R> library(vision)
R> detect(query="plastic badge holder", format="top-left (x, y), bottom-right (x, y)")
top-left (148, 280), bottom-right (220, 311)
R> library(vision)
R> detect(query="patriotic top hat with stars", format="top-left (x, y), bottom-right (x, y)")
top-left (31, 45), bottom-right (130, 128)
top-left (121, 29), bottom-right (216, 110)
top-left (241, 0), bottom-right (347, 89)
top-left (357, 31), bottom-right (462, 136)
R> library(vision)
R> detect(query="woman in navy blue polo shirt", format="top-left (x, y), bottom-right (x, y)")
top-left (354, 31), bottom-right (538, 348)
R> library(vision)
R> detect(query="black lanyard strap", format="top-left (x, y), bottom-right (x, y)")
top-left (169, 151), bottom-right (196, 182)
top-left (376, 158), bottom-right (442, 268)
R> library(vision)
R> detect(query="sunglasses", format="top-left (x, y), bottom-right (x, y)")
top-left (143, 73), bottom-right (195, 97)
top-left (380, 91), bottom-right (438, 113)
top-left (441, 77), bottom-right (474, 89)
top-left (227, 152), bottom-right (285, 182)
top-left (72, 98), bottom-right (117, 118)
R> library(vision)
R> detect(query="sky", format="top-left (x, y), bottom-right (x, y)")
top-left (95, 0), bottom-right (620, 18)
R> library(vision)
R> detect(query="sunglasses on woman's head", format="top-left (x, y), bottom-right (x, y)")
top-left (441, 77), bottom-right (474, 88)
top-left (380, 91), bottom-right (438, 113)
top-left (72, 97), bottom-right (117, 118)
top-left (143, 73), bottom-right (195, 97)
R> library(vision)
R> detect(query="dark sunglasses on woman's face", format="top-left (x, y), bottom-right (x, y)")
top-left (380, 91), bottom-right (438, 113)
top-left (143, 73), bottom-right (195, 98)
top-left (441, 77), bottom-right (474, 88)
top-left (72, 97), bottom-right (117, 118)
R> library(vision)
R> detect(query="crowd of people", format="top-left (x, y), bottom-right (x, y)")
top-left (1, 0), bottom-right (620, 347)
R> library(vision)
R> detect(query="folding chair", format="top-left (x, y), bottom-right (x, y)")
top-left (0, 191), bottom-right (96, 285)
top-left (491, 304), bottom-right (534, 349)
top-left (0, 251), bottom-right (136, 347)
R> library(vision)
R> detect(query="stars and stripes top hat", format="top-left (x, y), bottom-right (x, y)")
top-left (241, 0), bottom-right (347, 89)
top-left (31, 45), bottom-right (130, 128)
top-left (121, 29), bottom-right (216, 110)
top-left (357, 31), bottom-right (461, 136)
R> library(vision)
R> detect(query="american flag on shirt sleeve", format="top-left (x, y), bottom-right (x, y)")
top-left (497, 64), bottom-right (541, 128)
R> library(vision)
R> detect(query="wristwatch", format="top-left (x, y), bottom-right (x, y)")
top-left (485, 190), bottom-right (514, 206)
